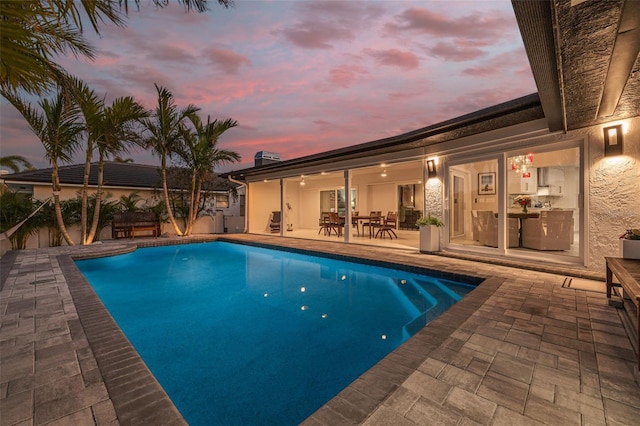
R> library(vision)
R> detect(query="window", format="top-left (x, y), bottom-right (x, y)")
top-left (216, 194), bottom-right (229, 208)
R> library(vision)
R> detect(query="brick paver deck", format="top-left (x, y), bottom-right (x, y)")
top-left (1, 234), bottom-right (638, 425)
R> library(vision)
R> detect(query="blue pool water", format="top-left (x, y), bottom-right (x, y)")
top-left (76, 242), bottom-right (474, 425)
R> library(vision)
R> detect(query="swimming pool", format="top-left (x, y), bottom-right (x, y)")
top-left (76, 241), bottom-right (475, 425)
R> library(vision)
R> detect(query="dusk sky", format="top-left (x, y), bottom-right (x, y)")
top-left (0, 0), bottom-right (538, 173)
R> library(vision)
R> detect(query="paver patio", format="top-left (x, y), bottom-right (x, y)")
top-left (1, 234), bottom-right (638, 425)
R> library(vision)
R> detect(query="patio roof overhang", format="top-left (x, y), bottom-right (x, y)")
top-left (513, 0), bottom-right (640, 132)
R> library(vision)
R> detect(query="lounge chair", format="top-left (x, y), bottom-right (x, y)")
top-left (269, 211), bottom-right (281, 233)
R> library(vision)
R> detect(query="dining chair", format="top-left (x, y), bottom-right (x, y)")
top-left (318, 212), bottom-right (331, 235)
top-left (362, 211), bottom-right (381, 238)
top-left (327, 211), bottom-right (343, 237)
top-left (374, 211), bottom-right (398, 239)
top-left (351, 211), bottom-right (360, 236)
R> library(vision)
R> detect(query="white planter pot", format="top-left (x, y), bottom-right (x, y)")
top-left (620, 239), bottom-right (640, 259)
top-left (419, 225), bottom-right (440, 253)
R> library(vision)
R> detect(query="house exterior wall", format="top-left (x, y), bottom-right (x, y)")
top-left (239, 115), bottom-right (638, 273)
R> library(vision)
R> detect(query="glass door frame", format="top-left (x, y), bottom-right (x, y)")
top-left (444, 138), bottom-right (585, 265)
top-left (444, 153), bottom-right (508, 254)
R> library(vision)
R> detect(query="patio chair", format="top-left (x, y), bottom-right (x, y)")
top-left (351, 211), bottom-right (360, 236)
top-left (327, 212), bottom-right (344, 237)
top-left (374, 211), bottom-right (398, 239)
top-left (521, 210), bottom-right (573, 250)
top-left (318, 212), bottom-right (331, 235)
top-left (361, 211), bottom-right (382, 238)
top-left (269, 211), bottom-right (281, 233)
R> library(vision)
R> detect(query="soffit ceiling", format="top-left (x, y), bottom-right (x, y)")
top-left (513, 0), bottom-right (640, 131)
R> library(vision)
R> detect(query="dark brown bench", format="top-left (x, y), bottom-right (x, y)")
top-left (111, 212), bottom-right (161, 239)
top-left (606, 257), bottom-right (640, 381)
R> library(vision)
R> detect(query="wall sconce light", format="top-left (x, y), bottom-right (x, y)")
top-left (299, 178), bottom-right (305, 186)
top-left (380, 169), bottom-right (387, 177)
top-left (426, 159), bottom-right (437, 178)
top-left (604, 124), bottom-right (623, 156)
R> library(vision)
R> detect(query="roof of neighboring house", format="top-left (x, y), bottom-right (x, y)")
top-left (228, 0), bottom-right (639, 179)
top-left (1, 162), bottom-right (236, 192)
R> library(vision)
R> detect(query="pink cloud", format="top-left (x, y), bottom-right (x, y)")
top-left (386, 8), bottom-right (516, 41)
top-left (202, 47), bottom-right (251, 74)
top-left (279, 1), bottom-right (385, 49)
top-left (147, 44), bottom-right (197, 63)
top-left (327, 65), bottom-right (369, 88)
top-left (365, 49), bottom-right (419, 70)
top-left (429, 41), bottom-right (484, 62)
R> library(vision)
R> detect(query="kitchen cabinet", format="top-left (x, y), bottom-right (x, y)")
top-left (537, 167), bottom-right (564, 196)
top-left (508, 168), bottom-right (537, 194)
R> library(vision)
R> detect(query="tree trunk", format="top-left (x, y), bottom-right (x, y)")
top-left (86, 157), bottom-right (104, 243)
top-left (184, 171), bottom-right (197, 235)
top-left (52, 164), bottom-right (75, 246)
top-left (161, 155), bottom-right (184, 236)
top-left (81, 148), bottom-right (92, 244)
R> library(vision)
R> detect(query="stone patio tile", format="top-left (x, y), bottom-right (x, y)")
top-left (476, 370), bottom-right (529, 413)
top-left (511, 318), bottom-right (544, 335)
top-left (524, 395), bottom-right (581, 425)
top-left (532, 363), bottom-right (581, 392)
top-left (325, 395), bottom-right (371, 424)
top-left (591, 330), bottom-right (634, 350)
top-left (437, 364), bottom-right (482, 393)
top-left (402, 371), bottom-right (451, 404)
top-left (488, 352), bottom-right (534, 384)
top-left (516, 346), bottom-right (557, 368)
top-left (491, 406), bottom-right (546, 426)
top-left (544, 324), bottom-right (578, 339)
top-left (417, 357), bottom-right (446, 378)
top-left (542, 331), bottom-right (594, 353)
top-left (603, 398), bottom-right (640, 425)
top-left (466, 357), bottom-right (492, 376)
top-left (595, 352), bottom-right (637, 382)
top-left (593, 341), bottom-right (637, 362)
top-left (361, 405), bottom-right (418, 426)
top-left (589, 320), bottom-right (628, 336)
top-left (444, 385), bottom-right (497, 425)
top-left (43, 408), bottom-right (95, 426)
top-left (503, 310), bottom-right (532, 321)
top-left (34, 374), bottom-right (86, 407)
top-left (405, 396), bottom-right (461, 426)
top-left (381, 385), bottom-right (419, 416)
top-left (473, 324), bottom-right (509, 340)
top-left (33, 383), bottom-right (108, 425)
top-left (504, 329), bottom-right (541, 350)
top-left (91, 399), bottom-right (118, 425)
top-left (555, 384), bottom-right (604, 412)
top-left (465, 334), bottom-right (519, 357)
top-left (599, 375), bottom-right (640, 409)
top-left (534, 315), bottom-right (577, 331)
top-left (529, 380), bottom-right (555, 403)
top-left (538, 340), bottom-right (579, 362)
top-left (0, 390), bottom-right (33, 426)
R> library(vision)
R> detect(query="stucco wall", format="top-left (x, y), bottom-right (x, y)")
top-left (587, 116), bottom-right (640, 272)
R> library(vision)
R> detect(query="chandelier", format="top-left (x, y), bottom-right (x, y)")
top-left (510, 153), bottom-right (534, 178)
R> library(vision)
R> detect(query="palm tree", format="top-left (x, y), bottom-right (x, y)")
top-left (73, 79), bottom-right (148, 244)
top-left (142, 84), bottom-right (199, 236)
top-left (86, 96), bottom-right (148, 243)
top-left (0, 88), bottom-right (83, 245)
top-left (0, 155), bottom-right (34, 173)
top-left (178, 114), bottom-right (239, 235)
top-left (1, 1), bottom-right (231, 94)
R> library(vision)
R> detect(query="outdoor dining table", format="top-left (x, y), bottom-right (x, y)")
top-left (352, 215), bottom-right (378, 238)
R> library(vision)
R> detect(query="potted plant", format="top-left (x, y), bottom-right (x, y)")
top-left (416, 213), bottom-right (444, 253)
top-left (620, 228), bottom-right (640, 259)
